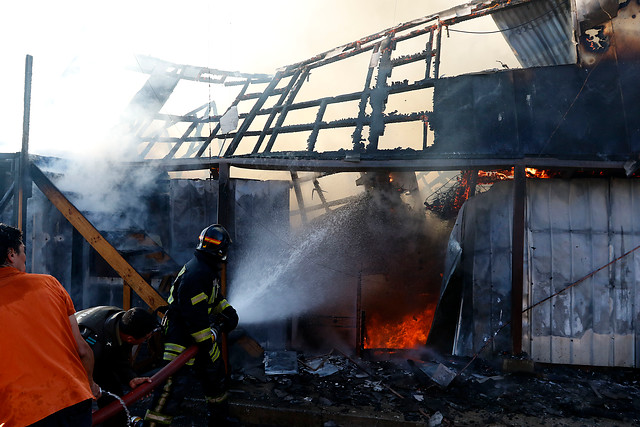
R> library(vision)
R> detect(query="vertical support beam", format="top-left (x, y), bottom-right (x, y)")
top-left (468, 170), bottom-right (478, 198)
top-left (367, 37), bottom-right (394, 151)
top-left (18, 55), bottom-right (33, 232)
top-left (511, 165), bottom-right (526, 355)
top-left (351, 43), bottom-right (380, 152)
top-left (217, 163), bottom-right (234, 235)
top-left (290, 171), bottom-right (307, 225)
top-left (216, 164), bottom-right (233, 379)
top-left (434, 22), bottom-right (443, 79)
top-left (425, 27), bottom-right (435, 79)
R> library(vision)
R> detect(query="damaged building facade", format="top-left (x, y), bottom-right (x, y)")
top-left (3, 0), bottom-right (640, 382)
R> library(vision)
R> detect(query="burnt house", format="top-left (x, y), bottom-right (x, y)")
top-left (2, 0), bottom-right (640, 371)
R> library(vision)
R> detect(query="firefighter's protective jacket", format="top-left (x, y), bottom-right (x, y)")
top-left (75, 305), bottom-right (136, 386)
top-left (165, 251), bottom-right (238, 362)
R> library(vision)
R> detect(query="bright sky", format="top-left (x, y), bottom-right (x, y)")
top-left (1, 0), bottom-right (511, 157)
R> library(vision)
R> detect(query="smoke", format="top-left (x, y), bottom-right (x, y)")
top-left (229, 198), bottom-right (363, 324)
top-left (228, 181), bottom-right (451, 328)
top-left (43, 157), bottom-right (166, 233)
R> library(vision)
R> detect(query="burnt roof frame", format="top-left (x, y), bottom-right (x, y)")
top-left (132, 0), bottom-right (557, 171)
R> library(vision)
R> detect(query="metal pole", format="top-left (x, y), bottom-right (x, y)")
top-left (18, 55), bottom-right (33, 232)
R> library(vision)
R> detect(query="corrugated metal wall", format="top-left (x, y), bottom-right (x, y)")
top-left (525, 178), bottom-right (639, 367)
top-left (450, 179), bottom-right (640, 367)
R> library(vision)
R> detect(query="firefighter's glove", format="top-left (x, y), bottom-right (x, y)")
top-left (197, 335), bottom-right (215, 355)
top-left (210, 325), bottom-right (220, 342)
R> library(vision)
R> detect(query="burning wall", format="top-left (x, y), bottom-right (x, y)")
top-left (432, 178), bottom-right (640, 367)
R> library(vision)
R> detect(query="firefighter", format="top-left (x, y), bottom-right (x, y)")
top-left (76, 306), bottom-right (160, 427)
top-left (145, 224), bottom-right (239, 427)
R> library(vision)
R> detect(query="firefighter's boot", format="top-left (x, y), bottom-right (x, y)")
top-left (207, 392), bottom-right (231, 427)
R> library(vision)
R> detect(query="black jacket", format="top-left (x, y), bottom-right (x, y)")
top-left (75, 305), bottom-right (136, 387)
top-left (167, 251), bottom-right (238, 348)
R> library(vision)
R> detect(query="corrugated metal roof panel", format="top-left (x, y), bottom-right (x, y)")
top-left (492, 0), bottom-right (577, 67)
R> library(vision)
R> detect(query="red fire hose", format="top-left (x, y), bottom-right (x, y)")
top-left (91, 345), bottom-right (198, 426)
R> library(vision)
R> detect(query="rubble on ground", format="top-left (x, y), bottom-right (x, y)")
top-left (128, 347), bottom-right (640, 426)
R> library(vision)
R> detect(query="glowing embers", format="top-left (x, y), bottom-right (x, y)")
top-left (364, 307), bottom-right (435, 349)
top-left (425, 168), bottom-right (559, 220)
top-left (477, 168), bottom-right (557, 180)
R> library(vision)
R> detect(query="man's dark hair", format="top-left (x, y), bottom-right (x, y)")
top-left (0, 223), bottom-right (23, 261)
top-left (119, 308), bottom-right (159, 339)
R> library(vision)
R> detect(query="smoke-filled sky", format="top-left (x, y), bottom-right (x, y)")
top-left (0, 0), bottom-right (513, 158)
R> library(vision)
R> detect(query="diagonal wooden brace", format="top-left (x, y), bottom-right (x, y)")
top-left (30, 163), bottom-right (167, 310)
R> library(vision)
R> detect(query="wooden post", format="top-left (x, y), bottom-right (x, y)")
top-left (18, 55), bottom-right (33, 232)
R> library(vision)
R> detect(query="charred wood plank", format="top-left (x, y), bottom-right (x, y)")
top-left (196, 80), bottom-right (251, 158)
top-left (253, 70), bottom-right (304, 154)
top-left (264, 68), bottom-right (311, 153)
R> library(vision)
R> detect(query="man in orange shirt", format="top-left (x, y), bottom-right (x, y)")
top-left (0, 223), bottom-right (100, 426)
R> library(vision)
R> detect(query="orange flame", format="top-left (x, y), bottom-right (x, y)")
top-left (364, 308), bottom-right (435, 349)
top-left (477, 168), bottom-right (556, 181)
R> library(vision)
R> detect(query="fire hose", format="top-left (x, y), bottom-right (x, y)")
top-left (91, 345), bottom-right (198, 426)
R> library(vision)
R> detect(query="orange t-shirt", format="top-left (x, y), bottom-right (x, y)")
top-left (0, 267), bottom-right (93, 426)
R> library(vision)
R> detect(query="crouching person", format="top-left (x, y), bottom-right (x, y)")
top-left (76, 305), bottom-right (160, 426)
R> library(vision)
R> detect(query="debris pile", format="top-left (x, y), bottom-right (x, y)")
top-left (128, 346), bottom-right (640, 426)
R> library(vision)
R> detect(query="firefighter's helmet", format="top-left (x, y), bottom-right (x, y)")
top-left (196, 224), bottom-right (231, 260)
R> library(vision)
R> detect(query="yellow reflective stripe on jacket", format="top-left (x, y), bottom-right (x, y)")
top-left (163, 342), bottom-right (186, 362)
top-left (191, 327), bottom-right (212, 343)
top-left (191, 292), bottom-right (207, 305)
top-left (167, 266), bottom-right (186, 304)
top-left (164, 343), bottom-right (186, 353)
top-left (209, 343), bottom-right (220, 362)
top-left (210, 298), bottom-right (230, 315)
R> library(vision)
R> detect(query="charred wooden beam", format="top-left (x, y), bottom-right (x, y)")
top-left (264, 69), bottom-right (310, 153)
top-left (127, 156), bottom-right (630, 174)
top-left (511, 165), bottom-right (525, 355)
top-left (253, 69), bottom-right (304, 154)
top-left (196, 80), bottom-right (251, 158)
top-left (30, 163), bottom-right (167, 311)
top-left (225, 74), bottom-right (283, 156)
